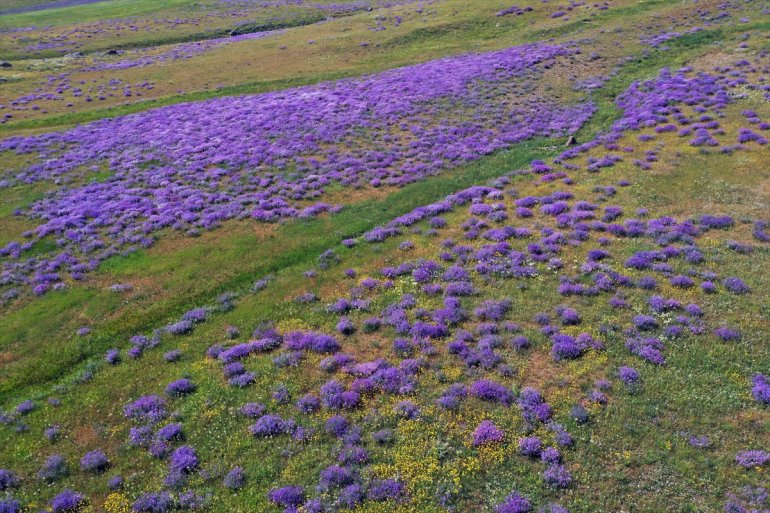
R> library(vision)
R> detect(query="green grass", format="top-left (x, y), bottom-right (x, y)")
top-left (0, 10), bottom-right (331, 61)
top-left (0, 0), bottom-right (204, 29)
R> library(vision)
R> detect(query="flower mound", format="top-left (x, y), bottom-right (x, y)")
top-left (472, 420), bottom-right (504, 446)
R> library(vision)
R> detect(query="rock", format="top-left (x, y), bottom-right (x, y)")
top-left (565, 135), bottom-right (577, 146)
top-left (106, 49), bottom-right (119, 55)
top-left (0, 61), bottom-right (12, 68)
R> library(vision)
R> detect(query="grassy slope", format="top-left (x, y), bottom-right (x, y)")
top-left (0, 1), bottom-right (760, 406)
top-left (0, 3), bottom-right (768, 513)
top-left (0, 0), bottom-right (207, 28)
top-left (0, 69), bottom-right (767, 513)
top-left (0, 0), bottom-right (667, 134)
top-left (0, 138), bottom-right (559, 401)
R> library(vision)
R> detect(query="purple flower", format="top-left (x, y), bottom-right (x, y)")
top-left (670, 275), bottom-right (694, 288)
top-left (541, 447), bottom-right (561, 464)
top-left (170, 445), bottom-right (199, 473)
top-left (372, 429), bottom-right (394, 444)
top-left (699, 215), bottom-right (734, 229)
top-left (336, 317), bottom-right (356, 335)
top-left (512, 335), bottom-right (530, 351)
top-left (166, 320), bottom-right (194, 335)
top-left (38, 454), bottom-right (68, 482)
top-left (108, 475), bottom-right (124, 491)
top-left (267, 486), bottom-right (305, 506)
top-left (271, 384), bottom-right (290, 404)
top-left (752, 374), bottom-right (770, 405)
top-left (0, 469), bottom-right (19, 490)
top-left (164, 350), bottom-right (182, 362)
top-left (638, 276), bottom-right (657, 290)
top-left (551, 334), bottom-right (585, 361)
top-left (15, 400), bottom-right (34, 415)
top-left (223, 467), bottom-right (246, 489)
top-left (338, 483), bottom-right (364, 508)
top-left (618, 366), bottom-right (640, 386)
top-left (178, 491), bottom-right (207, 510)
top-left (319, 465), bottom-right (354, 490)
top-left (132, 492), bottom-right (173, 513)
top-left (470, 379), bottom-right (515, 406)
top-left (472, 420), bottom-right (504, 446)
top-left (124, 395), bottom-right (167, 423)
top-left (51, 489), bottom-right (85, 513)
top-left (393, 400), bottom-right (419, 419)
top-left (182, 307), bottom-right (208, 324)
top-left (495, 492), bottom-right (532, 513)
top-left (543, 464), bottom-right (573, 488)
top-left (250, 415), bottom-right (291, 437)
top-left (80, 450), bottom-right (109, 473)
top-left (367, 478), bottom-right (407, 502)
top-left (105, 349), bottom-right (121, 365)
top-left (688, 435), bottom-right (710, 449)
top-left (559, 307), bottom-right (581, 325)
top-left (156, 423), bottom-right (184, 442)
top-left (518, 436), bottom-right (542, 457)
top-left (714, 326), bottom-right (741, 342)
top-left (722, 277), bottom-right (750, 294)
top-left (229, 372), bottom-right (256, 387)
top-left (736, 450), bottom-right (770, 468)
top-left (240, 402), bottom-right (265, 418)
top-left (165, 378), bottom-right (196, 397)
top-left (325, 415), bottom-right (350, 438)
top-left (632, 315), bottom-right (658, 331)
top-left (550, 423), bottom-right (573, 447)
top-left (0, 499), bottom-right (20, 513)
top-left (296, 394), bottom-right (321, 414)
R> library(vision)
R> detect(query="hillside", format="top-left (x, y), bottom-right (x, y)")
top-left (0, 1), bottom-right (769, 512)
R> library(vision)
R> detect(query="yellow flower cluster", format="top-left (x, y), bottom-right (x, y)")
top-left (276, 318), bottom-right (313, 333)
top-left (103, 493), bottom-right (132, 513)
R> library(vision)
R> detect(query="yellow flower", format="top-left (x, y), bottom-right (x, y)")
top-left (277, 318), bottom-right (313, 333)
top-left (103, 493), bottom-right (131, 513)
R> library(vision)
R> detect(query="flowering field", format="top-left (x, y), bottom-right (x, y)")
top-left (0, 1), bottom-right (769, 513)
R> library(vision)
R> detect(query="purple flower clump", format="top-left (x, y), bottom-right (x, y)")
top-left (752, 374), bottom-right (770, 405)
top-left (0, 469), bottom-right (19, 490)
top-left (268, 485), bottom-right (305, 507)
top-left (165, 378), bottom-right (196, 397)
top-left (495, 491), bottom-right (532, 513)
top-left (223, 467), bottom-right (246, 490)
top-left (250, 414), bottom-right (291, 437)
top-left (472, 420), bottom-right (504, 446)
top-left (169, 445), bottom-right (199, 473)
top-left (50, 489), bottom-right (85, 513)
top-left (80, 450), bottom-right (109, 473)
top-left (132, 492), bottom-right (173, 513)
top-left (470, 379), bottom-right (515, 406)
top-left (736, 450), bottom-right (770, 468)
top-left (518, 436), bottom-right (542, 457)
